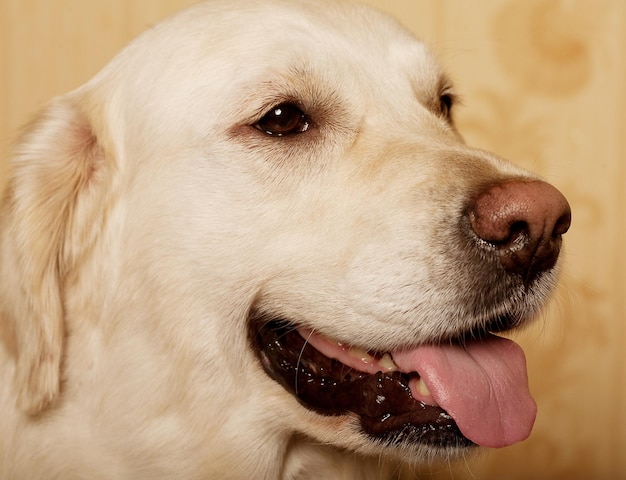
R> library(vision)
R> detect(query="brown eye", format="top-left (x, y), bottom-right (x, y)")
top-left (255, 103), bottom-right (310, 136)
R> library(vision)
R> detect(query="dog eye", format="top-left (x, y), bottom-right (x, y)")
top-left (439, 93), bottom-right (454, 118)
top-left (439, 93), bottom-right (454, 117)
top-left (255, 103), bottom-right (310, 136)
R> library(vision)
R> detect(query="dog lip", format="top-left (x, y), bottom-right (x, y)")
top-left (249, 318), bottom-right (474, 449)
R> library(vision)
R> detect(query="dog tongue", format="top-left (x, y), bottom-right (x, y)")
top-left (393, 335), bottom-right (536, 448)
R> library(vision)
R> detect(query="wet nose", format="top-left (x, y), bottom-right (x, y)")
top-left (468, 179), bottom-right (571, 282)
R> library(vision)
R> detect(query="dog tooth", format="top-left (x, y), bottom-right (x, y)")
top-left (378, 353), bottom-right (398, 371)
top-left (415, 377), bottom-right (431, 397)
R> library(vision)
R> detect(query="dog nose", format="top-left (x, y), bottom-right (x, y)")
top-left (468, 179), bottom-right (571, 282)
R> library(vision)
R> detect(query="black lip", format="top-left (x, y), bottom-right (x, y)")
top-left (249, 319), bottom-right (475, 449)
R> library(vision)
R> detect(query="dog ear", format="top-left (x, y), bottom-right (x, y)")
top-left (1, 95), bottom-right (114, 415)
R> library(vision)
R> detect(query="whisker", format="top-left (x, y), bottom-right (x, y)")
top-left (295, 328), bottom-right (314, 395)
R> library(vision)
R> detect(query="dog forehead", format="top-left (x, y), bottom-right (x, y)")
top-left (107, 0), bottom-right (440, 93)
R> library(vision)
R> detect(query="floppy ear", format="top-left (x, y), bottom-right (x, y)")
top-left (1, 95), bottom-right (113, 415)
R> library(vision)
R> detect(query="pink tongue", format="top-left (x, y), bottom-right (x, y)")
top-left (393, 335), bottom-right (536, 448)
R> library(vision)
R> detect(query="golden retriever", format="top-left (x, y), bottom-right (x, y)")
top-left (0, 0), bottom-right (571, 478)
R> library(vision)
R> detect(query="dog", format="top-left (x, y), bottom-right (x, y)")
top-left (0, 0), bottom-right (571, 478)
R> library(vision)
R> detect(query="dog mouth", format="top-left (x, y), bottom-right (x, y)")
top-left (250, 318), bottom-right (537, 450)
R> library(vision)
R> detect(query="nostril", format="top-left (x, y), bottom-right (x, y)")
top-left (468, 179), bottom-right (571, 280)
top-left (507, 221), bottom-right (529, 248)
top-left (553, 210), bottom-right (572, 238)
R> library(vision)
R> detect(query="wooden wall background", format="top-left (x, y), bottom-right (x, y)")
top-left (1, 1), bottom-right (624, 478)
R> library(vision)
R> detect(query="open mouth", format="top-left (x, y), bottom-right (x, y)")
top-left (250, 318), bottom-right (537, 450)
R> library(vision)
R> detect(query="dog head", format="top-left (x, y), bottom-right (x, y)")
top-left (0, 0), bottom-right (570, 470)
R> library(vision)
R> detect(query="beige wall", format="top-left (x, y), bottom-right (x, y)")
top-left (1, 1), bottom-right (624, 478)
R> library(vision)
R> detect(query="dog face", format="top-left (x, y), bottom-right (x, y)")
top-left (0, 0), bottom-right (570, 476)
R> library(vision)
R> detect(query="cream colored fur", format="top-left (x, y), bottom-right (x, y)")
top-left (0, 1), bottom-right (544, 478)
